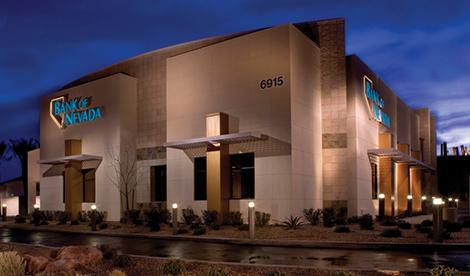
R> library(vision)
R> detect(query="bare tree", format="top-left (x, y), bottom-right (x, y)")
top-left (108, 142), bottom-right (139, 217)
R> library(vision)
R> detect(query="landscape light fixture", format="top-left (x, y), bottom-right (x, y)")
top-left (34, 203), bottom-right (40, 209)
top-left (172, 203), bottom-right (178, 209)
top-left (248, 201), bottom-right (255, 239)
top-left (172, 203), bottom-right (178, 235)
top-left (91, 204), bottom-right (97, 210)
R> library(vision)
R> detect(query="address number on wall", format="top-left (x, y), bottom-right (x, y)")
top-left (259, 76), bottom-right (284, 89)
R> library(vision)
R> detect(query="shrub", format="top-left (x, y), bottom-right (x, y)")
top-left (182, 208), bottom-right (199, 225)
top-left (190, 217), bottom-right (203, 230)
top-left (78, 211), bottom-right (88, 222)
top-left (427, 230), bottom-right (452, 241)
top-left (422, 219), bottom-right (433, 227)
top-left (162, 259), bottom-right (186, 276)
top-left (238, 224), bottom-right (249, 231)
top-left (202, 210), bottom-right (218, 226)
top-left (347, 216), bottom-right (360, 224)
top-left (415, 225), bottom-right (432, 234)
top-left (150, 223), bottom-right (160, 232)
top-left (255, 212), bottom-right (271, 226)
top-left (126, 209), bottom-right (142, 225)
top-left (444, 222), bottom-right (462, 232)
top-left (303, 208), bottom-right (321, 225)
top-left (176, 228), bottom-right (189, 234)
top-left (321, 208), bottom-right (336, 227)
top-left (206, 265), bottom-right (228, 276)
top-left (266, 271), bottom-right (288, 276)
top-left (381, 228), bottom-right (402, 237)
top-left (224, 211), bottom-right (243, 226)
top-left (282, 216), bottom-right (303, 230)
top-left (109, 269), bottom-right (127, 276)
top-left (99, 223), bottom-right (108, 230)
top-left (55, 211), bottom-right (70, 225)
top-left (113, 254), bottom-right (131, 268)
top-left (14, 215), bottom-right (26, 224)
top-left (396, 220), bottom-right (412, 230)
top-left (210, 223), bottom-right (220, 230)
top-left (430, 265), bottom-right (458, 276)
top-left (0, 251), bottom-right (26, 276)
top-left (334, 225), bottom-right (351, 233)
top-left (379, 216), bottom-right (396, 226)
top-left (335, 207), bottom-right (348, 225)
top-left (359, 214), bottom-right (374, 230)
top-left (99, 244), bottom-right (117, 259)
top-left (145, 207), bottom-right (170, 229)
top-left (70, 220), bottom-right (80, 225)
top-left (193, 227), bottom-right (206, 235)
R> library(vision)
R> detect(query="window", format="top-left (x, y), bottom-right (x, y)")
top-left (371, 163), bottom-right (378, 199)
top-left (82, 169), bottom-right (96, 203)
top-left (151, 165), bottom-right (167, 202)
top-left (35, 182), bottom-right (40, 196)
top-left (194, 157), bottom-right (207, 200)
top-left (231, 153), bottom-right (255, 199)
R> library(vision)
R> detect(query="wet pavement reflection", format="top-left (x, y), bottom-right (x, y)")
top-left (1, 228), bottom-right (469, 271)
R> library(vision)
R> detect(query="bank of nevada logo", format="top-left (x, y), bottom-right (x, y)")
top-left (49, 94), bottom-right (103, 129)
top-left (363, 76), bottom-right (391, 128)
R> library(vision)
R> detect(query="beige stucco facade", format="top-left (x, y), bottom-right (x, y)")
top-left (36, 18), bottom-right (436, 221)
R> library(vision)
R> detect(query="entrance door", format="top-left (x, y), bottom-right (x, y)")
top-left (151, 165), bottom-right (167, 202)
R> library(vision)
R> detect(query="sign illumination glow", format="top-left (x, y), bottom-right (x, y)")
top-left (363, 76), bottom-right (391, 128)
top-left (50, 95), bottom-right (103, 128)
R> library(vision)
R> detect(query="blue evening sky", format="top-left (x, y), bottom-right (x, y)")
top-left (1, 0), bottom-right (470, 180)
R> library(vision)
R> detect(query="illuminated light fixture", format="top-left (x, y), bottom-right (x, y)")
top-left (1, 204), bottom-right (6, 208)
top-left (172, 203), bottom-right (178, 209)
top-left (407, 195), bottom-right (412, 200)
top-left (432, 196), bottom-right (436, 199)
top-left (378, 193), bottom-right (385, 199)
top-left (421, 196), bottom-right (427, 200)
top-left (433, 198), bottom-right (443, 205)
top-left (391, 196), bottom-right (395, 201)
top-left (91, 204), bottom-right (97, 210)
top-left (248, 201), bottom-right (255, 208)
top-left (33, 203), bottom-right (40, 209)
top-left (448, 198), bottom-right (453, 201)
top-left (455, 199), bottom-right (459, 202)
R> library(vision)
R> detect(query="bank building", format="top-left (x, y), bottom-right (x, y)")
top-left (21, 18), bottom-right (437, 222)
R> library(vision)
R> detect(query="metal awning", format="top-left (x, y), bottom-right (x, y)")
top-left (368, 148), bottom-right (435, 172)
top-left (164, 131), bottom-right (267, 150)
top-left (39, 154), bottom-right (102, 165)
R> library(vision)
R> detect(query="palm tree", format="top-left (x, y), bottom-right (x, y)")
top-left (9, 138), bottom-right (39, 215)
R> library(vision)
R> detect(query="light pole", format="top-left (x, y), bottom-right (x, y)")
top-left (378, 193), bottom-right (385, 220)
top-left (172, 203), bottom-right (178, 235)
top-left (2, 203), bottom-right (7, 221)
top-left (248, 201), bottom-right (255, 239)
top-left (421, 195), bottom-right (427, 214)
top-left (407, 195), bottom-right (413, 216)
top-left (432, 198), bottom-right (443, 242)
top-left (90, 204), bottom-right (97, 231)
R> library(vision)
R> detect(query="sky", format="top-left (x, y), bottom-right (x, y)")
top-left (1, 0), bottom-right (470, 180)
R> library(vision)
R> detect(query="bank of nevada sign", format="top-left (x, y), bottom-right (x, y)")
top-left (49, 94), bottom-right (103, 129)
top-left (363, 76), bottom-right (391, 128)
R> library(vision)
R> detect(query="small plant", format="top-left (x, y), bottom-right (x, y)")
top-left (255, 211), bottom-right (271, 226)
top-left (150, 224), bottom-right (160, 232)
top-left (334, 225), bottom-right (351, 233)
top-left (70, 220), bottom-right (80, 225)
top-left (358, 214), bottom-right (374, 230)
top-left (126, 209), bottom-right (142, 225)
top-left (113, 254), bottom-right (131, 268)
top-left (266, 271), bottom-right (288, 276)
top-left (55, 211), bottom-right (70, 225)
top-left (303, 208), bottom-right (321, 225)
top-left (145, 207), bottom-right (171, 227)
top-left (335, 207), bottom-right (348, 225)
top-left (238, 224), bottom-right (249, 231)
top-left (202, 210), bottom-right (218, 226)
top-left (182, 208), bottom-right (199, 225)
top-left (347, 216), bottom-right (360, 224)
top-left (162, 259), bottom-right (186, 276)
top-left (381, 228), bottom-right (402, 237)
top-left (176, 228), bottom-right (189, 234)
top-left (415, 224), bottom-right (432, 234)
top-left (430, 265), bottom-right (458, 276)
top-left (206, 265), bottom-right (228, 276)
top-left (224, 211), bottom-right (243, 226)
top-left (0, 251), bottom-right (26, 276)
top-left (210, 223), bottom-right (220, 230)
top-left (99, 223), bottom-right (108, 230)
top-left (109, 269), bottom-right (127, 276)
top-left (193, 227), bottom-right (206, 235)
top-left (14, 215), bottom-right (26, 224)
top-left (444, 222), bottom-right (462, 232)
top-left (282, 216), bottom-right (303, 230)
top-left (422, 219), bottom-right (433, 227)
top-left (31, 210), bottom-right (44, 226)
top-left (321, 208), bottom-right (336, 227)
top-left (379, 216), bottom-right (396, 226)
top-left (396, 220), bottom-right (412, 229)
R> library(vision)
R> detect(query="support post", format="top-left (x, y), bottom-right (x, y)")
top-left (378, 193), bottom-right (385, 220)
top-left (172, 203), bottom-right (178, 235)
top-left (248, 201), bottom-right (255, 239)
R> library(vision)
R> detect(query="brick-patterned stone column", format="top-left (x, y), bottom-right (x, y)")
top-left (410, 168), bottom-right (422, 213)
top-left (396, 163), bottom-right (409, 215)
top-left (378, 157), bottom-right (393, 216)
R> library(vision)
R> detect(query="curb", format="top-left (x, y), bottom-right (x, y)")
top-left (3, 224), bottom-right (470, 251)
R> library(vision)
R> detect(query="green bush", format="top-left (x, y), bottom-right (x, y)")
top-left (422, 219), bottom-right (433, 227)
top-left (379, 216), bottom-right (396, 226)
top-left (176, 228), bottom-right (189, 234)
top-left (145, 207), bottom-right (170, 229)
top-left (113, 254), bottom-right (131, 268)
top-left (182, 208), bottom-right (199, 225)
top-left (266, 271), bottom-right (288, 276)
top-left (347, 216), bottom-right (360, 224)
top-left (210, 223), bottom-right (220, 230)
top-left (255, 211), bottom-right (271, 226)
top-left (202, 210), bottom-right (218, 226)
top-left (126, 209), bottom-right (142, 225)
top-left (70, 220), bottom-right (80, 225)
top-left (224, 211), bottom-right (243, 226)
top-left (206, 265), bottom-right (228, 276)
top-left (334, 225), bottom-right (351, 233)
top-left (54, 211), bottom-right (70, 225)
top-left (31, 209), bottom-right (43, 226)
top-left (99, 223), bottom-right (108, 230)
top-left (321, 208), bottom-right (336, 227)
top-left (415, 225), bottom-right (432, 234)
top-left (427, 230), bottom-right (452, 241)
top-left (381, 228), bottom-right (402, 237)
top-left (335, 207), bottom-right (348, 225)
top-left (162, 259), bottom-right (186, 276)
top-left (0, 251), bottom-right (26, 276)
top-left (14, 215), bottom-right (26, 224)
top-left (396, 220), bottom-right (412, 229)
top-left (193, 227), bottom-right (206, 235)
top-left (430, 265), bottom-right (458, 276)
top-left (282, 216), bottom-right (302, 230)
top-left (359, 214), bottom-right (374, 230)
top-left (303, 208), bottom-right (321, 225)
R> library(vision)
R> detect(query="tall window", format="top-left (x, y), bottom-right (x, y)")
top-left (371, 163), bottom-right (378, 199)
top-left (151, 165), bottom-right (167, 202)
top-left (231, 153), bottom-right (255, 199)
top-left (82, 169), bottom-right (96, 203)
top-left (194, 157), bottom-right (207, 200)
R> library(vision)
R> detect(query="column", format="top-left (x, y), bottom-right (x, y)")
top-left (64, 139), bottom-right (83, 220)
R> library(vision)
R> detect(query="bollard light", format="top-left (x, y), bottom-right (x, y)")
top-left (407, 195), bottom-right (413, 200)
top-left (90, 204), bottom-right (97, 231)
top-left (421, 195), bottom-right (427, 200)
top-left (455, 199), bottom-right (459, 209)
top-left (172, 203), bottom-right (178, 235)
top-left (378, 193), bottom-right (385, 220)
top-left (91, 204), bottom-right (97, 210)
top-left (421, 195), bottom-right (427, 214)
top-left (406, 195), bottom-right (413, 216)
top-left (1, 204), bottom-right (6, 221)
top-left (248, 201), bottom-right (255, 239)
top-left (378, 193), bottom-right (385, 199)
top-left (433, 198), bottom-right (443, 205)
top-left (432, 198), bottom-right (444, 242)
top-left (34, 203), bottom-right (40, 209)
